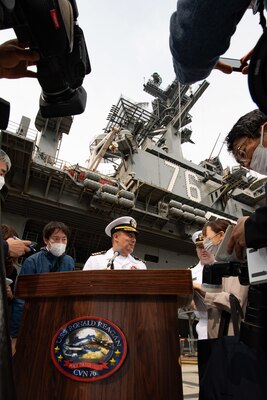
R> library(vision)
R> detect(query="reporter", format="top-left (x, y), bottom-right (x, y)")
top-left (169, 0), bottom-right (253, 84)
top-left (195, 219), bottom-right (249, 338)
top-left (10, 221), bottom-right (75, 347)
top-left (0, 39), bottom-right (39, 79)
top-left (226, 109), bottom-right (267, 173)
top-left (0, 149), bottom-right (31, 257)
top-left (225, 109), bottom-right (267, 257)
top-left (0, 37), bottom-right (38, 400)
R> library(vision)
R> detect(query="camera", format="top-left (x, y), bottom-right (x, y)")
top-left (202, 261), bottom-right (249, 292)
top-left (202, 260), bottom-right (267, 352)
top-left (0, 0), bottom-right (91, 118)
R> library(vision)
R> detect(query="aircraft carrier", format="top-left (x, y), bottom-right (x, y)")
top-left (1, 73), bottom-right (265, 269)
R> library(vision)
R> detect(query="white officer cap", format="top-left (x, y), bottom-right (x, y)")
top-left (105, 216), bottom-right (138, 237)
top-left (192, 230), bottom-right (204, 247)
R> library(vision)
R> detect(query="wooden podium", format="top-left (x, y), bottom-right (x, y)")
top-left (14, 270), bottom-right (192, 400)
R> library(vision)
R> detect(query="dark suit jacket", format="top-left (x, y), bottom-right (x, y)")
top-left (245, 206), bottom-right (267, 249)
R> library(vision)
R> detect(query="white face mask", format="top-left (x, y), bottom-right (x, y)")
top-left (203, 238), bottom-right (220, 256)
top-left (250, 126), bottom-right (267, 175)
top-left (0, 175), bottom-right (5, 190)
top-left (49, 243), bottom-right (66, 257)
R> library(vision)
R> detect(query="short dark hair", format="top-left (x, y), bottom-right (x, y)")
top-left (225, 109), bottom-right (267, 152)
top-left (43, 221), bottom-right (70, 240)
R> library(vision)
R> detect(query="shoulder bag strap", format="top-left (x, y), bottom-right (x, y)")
top-left (218, 294), bottom-right (244, 338)
top-left (229, 293), bottom-right (244, 336)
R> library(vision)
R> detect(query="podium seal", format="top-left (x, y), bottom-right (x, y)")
top-left (51, 316), bottom-right (127, 382)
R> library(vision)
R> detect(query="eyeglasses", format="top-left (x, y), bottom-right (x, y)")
top-left (205, 232), bottom-right (220, 241)
top-left (233, 124), bottom-right (267, 166)
top-left (233, 137), bottom-right (249, 165)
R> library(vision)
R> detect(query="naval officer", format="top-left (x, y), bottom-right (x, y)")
top-left (190, 230), bottom-right (214, 340)
top-left (83, 216), bottom-right (146, 270)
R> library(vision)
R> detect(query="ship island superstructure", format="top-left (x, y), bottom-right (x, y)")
top-left (1, 74), bottom-right (266, 269)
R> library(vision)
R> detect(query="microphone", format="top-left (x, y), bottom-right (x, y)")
top-left (107, 248), bottom-right (121, 270)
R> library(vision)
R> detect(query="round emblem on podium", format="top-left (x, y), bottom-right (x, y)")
top-left (51, 316), bottom-right (127, 382)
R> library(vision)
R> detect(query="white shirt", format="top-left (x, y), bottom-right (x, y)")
top-left (191, 261), bottom-right (208, 340)
top-left (83, 248), bottom-right (146, 270)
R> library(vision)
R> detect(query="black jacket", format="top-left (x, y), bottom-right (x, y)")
top-left (245, 206), bottom-right (267, 249)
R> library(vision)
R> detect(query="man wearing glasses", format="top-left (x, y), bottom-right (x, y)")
top-left (226, 109), bottom-right (267, 174)
top-left (10, 221), bottom-right (75, 353)
top-left (225, 109), bottom-right (267, 260)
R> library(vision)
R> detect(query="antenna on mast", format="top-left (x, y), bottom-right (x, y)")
top-left (209, 133), bottom-right (221, 159)
top-left (217, 138), bottom-right (225, 157)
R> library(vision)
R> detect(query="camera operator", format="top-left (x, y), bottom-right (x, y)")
top-left (0, 38), bottom-right (39, 79)
top-left (225, 109), bottom-right (267, 257)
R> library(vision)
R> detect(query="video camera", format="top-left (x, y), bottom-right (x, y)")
top-left (202, 261), bottom-right (249, 292)
top-left (202, 254), bottom-right (267, 352)
top-left (0, 0), bottom-right (91, 118)
top-left (202, 224), bottom-right (267, 289)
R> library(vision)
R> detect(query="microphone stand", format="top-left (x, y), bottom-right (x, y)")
top-left (107, 249), bottom-right (120, 270)
top-left (109, 259), bottom-right (115, 270)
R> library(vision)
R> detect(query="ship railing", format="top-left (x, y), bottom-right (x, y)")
top-left (6, 119), bottom-right (118, 185)
top-left (33, 149), bottom-right (69, 171)
top-left (32, 148), bottom-right (118, 186)
top-left (6, 120), bottom-right (38, 142)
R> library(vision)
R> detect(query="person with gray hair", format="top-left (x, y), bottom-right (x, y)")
top-left (0, 149), bottom-right (11, 172)
top-left (0, 148), bottom-right (11, 193)
top-left (0, 148), bottom-right (30, 305)
top-left (0, 148), bottom-right (31, 257)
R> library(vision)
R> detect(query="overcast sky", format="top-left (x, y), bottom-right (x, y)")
top-left (0, 1), bottom-right (263, 170)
